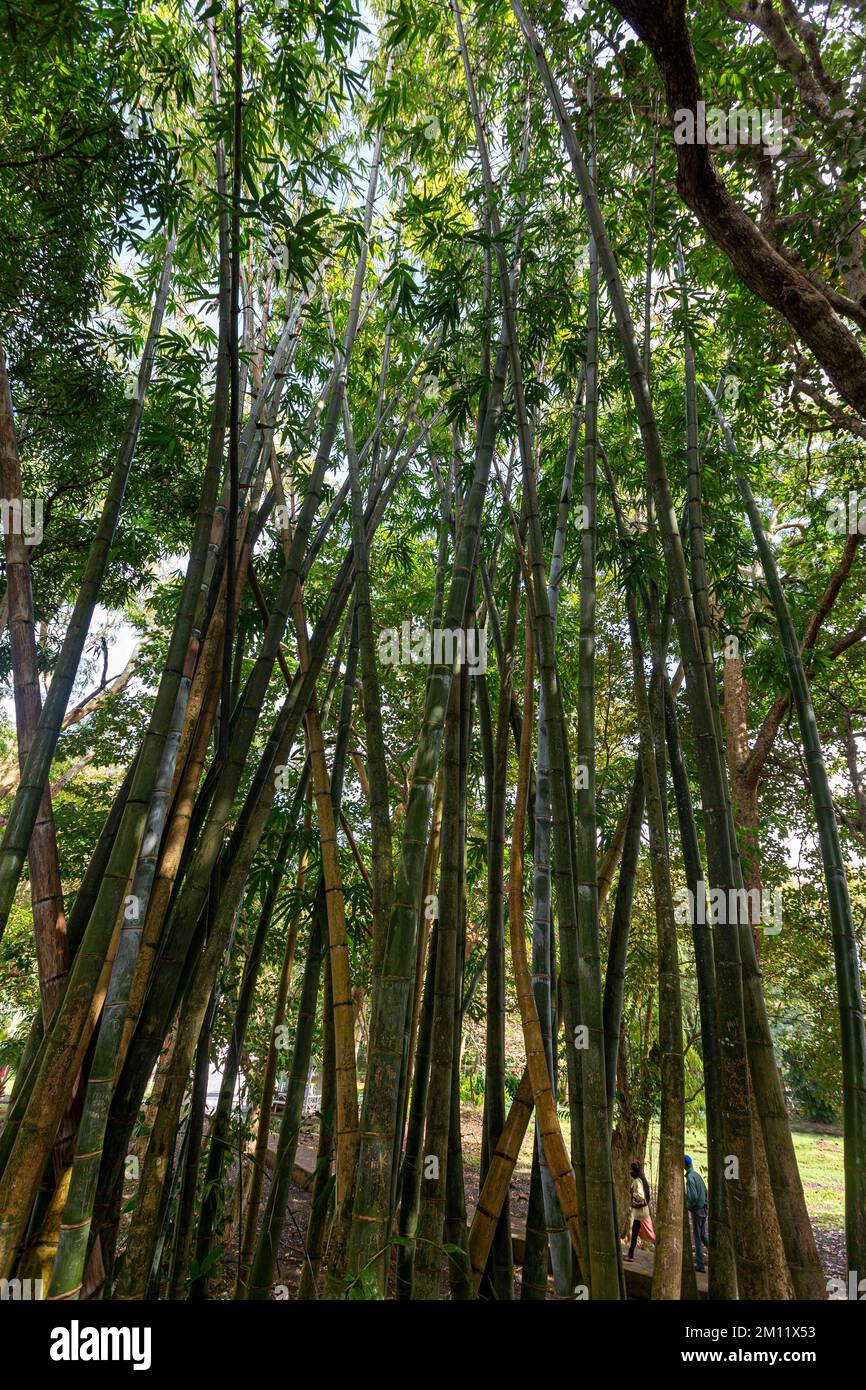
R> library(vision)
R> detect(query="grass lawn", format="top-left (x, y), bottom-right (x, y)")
top-left (643, 1122), bottom-right (845, 1232)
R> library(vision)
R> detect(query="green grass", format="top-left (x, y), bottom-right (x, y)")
top-left (643, 1122), bottom-right (845, 1233)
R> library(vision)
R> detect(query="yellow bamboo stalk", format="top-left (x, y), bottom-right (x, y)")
top-left (468, 1066), bottom-right (533, 1287)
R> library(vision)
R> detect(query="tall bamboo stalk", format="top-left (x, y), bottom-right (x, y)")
top-left (0, 341), bottom-right (68, 1033)
top-left (509, 621), bottom-right (584, 1264)
top-left (235, 821), bottom-right (309, 1295)
top-left (709, 393), bottom-right (866, 1282)
top-left (343, 337), bottom-right (508, 1293)
top-left (455, 3), bottom-right (617, 1294)
top-left (511, 7), bottom-right (770, 1294)
top-left (0, 235), bottom-right (176, 943)
top-left (481, 558), bottom-right (519, 1300)
top-left (190, 791), bottom-right (305, 1297)
top-left (412, 668), bottom-right (464, 1298)
top-left (532, 379), bottom-right (583, 1296)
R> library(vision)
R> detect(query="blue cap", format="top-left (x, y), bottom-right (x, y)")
top-left (684, 1155), bottom-right (692, 1167)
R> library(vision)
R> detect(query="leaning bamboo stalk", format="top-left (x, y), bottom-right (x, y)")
top-left (0, 235), bottom-right (176, 943)
top-left (101, 423), bottom-right (384, 1260)
top-left (0, 340), bottom-right (69, 1031)
top-left (247, 634), bottom-right (360, 1300)
top-left (114, 895), bottom-right (242, 1299)
top-left (114, 585), bottom-right (332, 1301)
top-left (48, 674), bottom-right (193, 1300)
top-left (246, 907), bottom-right (325, 1299)
top-left (120, 638), bottom-right (224, 1065)
top-left (166, 1003), bottom-right (212, 1299)
top-left (240, 598), bottom-right (360, 1301)
top-left (468, 1068), bottom-right (534, 1289)
top-left (0, 904), bottom-right (124, 1278)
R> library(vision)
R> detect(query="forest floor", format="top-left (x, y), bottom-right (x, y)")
top-left (220, 1101), bottom-right (846, 1299)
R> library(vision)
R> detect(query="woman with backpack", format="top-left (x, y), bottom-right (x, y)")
top-left (625, 1161), bottom-right (655, 1260)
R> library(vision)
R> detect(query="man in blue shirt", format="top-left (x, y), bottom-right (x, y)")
top-left (684, 1155), bottom-right (709, 1272)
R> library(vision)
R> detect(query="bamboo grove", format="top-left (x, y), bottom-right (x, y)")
top-left (0, 0), bottom-right (865, 1303)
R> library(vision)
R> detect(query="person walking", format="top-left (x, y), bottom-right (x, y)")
top-left (625, 1161), bottom-right (654, 1261)
top-left (684, 1154), bottom-right (709, 1272)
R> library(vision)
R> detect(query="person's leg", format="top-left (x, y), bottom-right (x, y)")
top-left (690, 1208), bottom-right (706, 1271)
top-left (698, 1207), bottom-right (709, 1252)
top-left (627, 1220), bottom-right (640, 1259)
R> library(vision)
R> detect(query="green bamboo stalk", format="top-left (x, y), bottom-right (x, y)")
top-left (532, 380), bottom-right (583, 1296)
top-left (189, 784), bottom-right (307, 1298)
top-left (512, 5), bottom-right (768, 1295)
top-left (235, 800), bottom-right (310, 1296)
top-left (661, 677), bottom-right (734, 1298)
top-left (601, 762), bottom-right (644, 1115)
top-left (708, 391), bottom-right (866, 1284)
top-left (412, 665), bottom-right (465, 1298)
top-left (480, 559), bottom-right (519, 1301)
top-left (48, 674), bottom-right (192, 1300)
top-left (245, 605), bottom-right (359, 1301)
top-left (0, 235), bottom-right (176, 944)
top-left (246, 907), bottom-right (325, 1299)
top-left (343, 335), bottom-right (509, 1294)
top-left (297, 951), bottom-right (337, 1301)
top-left (167, 1002), bottom-right (213, 1299)
top-left (395, 923), bottom-right (438, 1300)
top-left (93, 448), bottom-right (395, 1271)
top-left (342, 389), bottom-right (394, 988)
top-left (455, 2), bottom-right (618, 1295)
top-left (445, 659), bottom-right (475, 1301)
